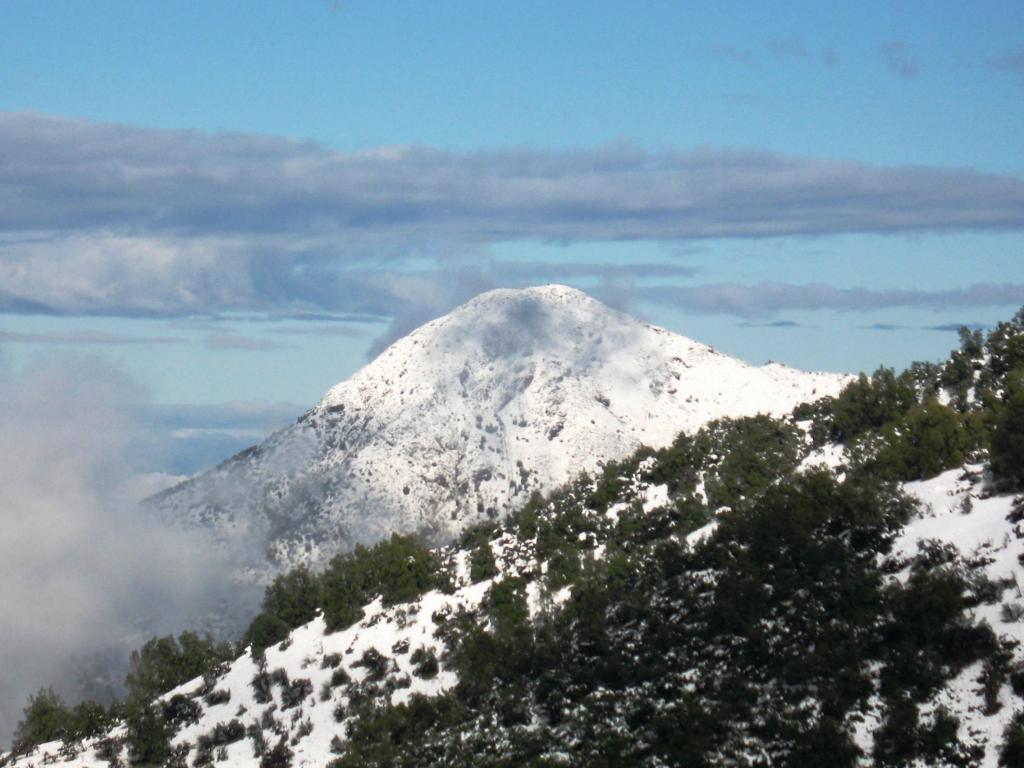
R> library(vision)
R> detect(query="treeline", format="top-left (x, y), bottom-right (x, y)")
top-left (796, 311), bottom-right (1024, 491)
top-left (6, 534), bottom-right (445, 763)
top-left (8, 631), bottom-right (235, 762)
top-left (330, 471), bottom-right (1007, 767)
top-left (8, 308), bottom-right (1024, 766)
top-left (243, 532), bottom-right (448, 652)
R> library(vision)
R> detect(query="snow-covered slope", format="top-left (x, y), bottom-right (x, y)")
top-left (151, 285), bottom-right (847, 575)
top-left (13, 460), bottom-right (1024, 768)
top-left (854, 466), bottom-right (1024, 767)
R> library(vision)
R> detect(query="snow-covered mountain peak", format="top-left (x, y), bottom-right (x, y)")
top-left (321, 283), bottom-right (674, 407)
top-left (152, 285), bottom-right (850, 576)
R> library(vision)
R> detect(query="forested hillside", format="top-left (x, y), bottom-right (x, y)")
top-left (6, 310), bottom-right (1024, 768)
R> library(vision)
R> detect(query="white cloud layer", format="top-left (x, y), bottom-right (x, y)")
top-left (2, 112), bottom-right (1024, 322)
top-left (0, 357), bottom-right (254, 744)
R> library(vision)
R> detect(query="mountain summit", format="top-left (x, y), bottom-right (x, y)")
top-left (152, 285), bottom-right (847, 574)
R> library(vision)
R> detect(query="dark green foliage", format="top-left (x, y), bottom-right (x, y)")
top-left (353, 648), bottom-right (390, 682)
top-left (261, 566), bottom-right (322, 628)
top-left (986, 310), bottom-right (1024, 382)
top-left (468, 540), bottom-right (498, 582)
top-left (990, 369), bottom-right (1024, 492)
top-left (11, 687), bottom-right (68, 752)
top-left (9, 691), bottom-right (114, 753)
top-left (329, 696), bottom-right (463, 768)
top-left (261, 736), bottom-right (293, 768)
top-left (123, 703), bottom-right (172, 766)
top-left (324, 468), bottom-right (1001, 767)
top-left (322, 652), bottom-right (343, 669)
top-left (872, 400), bottom-right (978, 481)
top-left (240, 534), bottom-right (446, 644)
top-left (160, 695), bottom-right (201, 729)
top-left (243, 612), bottom-right (292, 654)
top-left (505, 490), bottom-right (545, 540)
top-left (450, 578), bottom-right (533, 705)
top-left (330, 667), bottom-right (351, 687)
top-left (409, 647), bottom-right (439, 679)
top-left (880, 561), bottom-right (998, 701)
top-left (124, 631), bottom-right (234, 704)
top-left (828, 367), bottom-right (919, 443)
top-left (908, 360), bottom-right (944, 400)
top-left (943, 327), bottom-right (985, 410)
top-left (251, 669), bottom-right (273, 704)
top-left (321, 534), bottom-right (441, 632)
top-left (194, 720), bottom-right (246, 765)
top-left (1003, 711), bottom-right (1024, 767)
top-left (94, 735), bottom-right (123, 764)
top-left (280, 678), bottom-right (313, 709)
top-left (201, 720), bottom-right (245, 748)
top-left (204, 688), bottom-right (230, 706)
top-left (693, 415), bottom-right (802, 510)
top-left (67, 700), bottom-right (113, 741)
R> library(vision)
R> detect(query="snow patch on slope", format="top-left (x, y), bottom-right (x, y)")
top-left (152, 285), bottom-right (848, 578)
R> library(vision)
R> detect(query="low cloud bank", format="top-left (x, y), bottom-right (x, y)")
top-left (0, 357), bottom-right (256, 746)
top-left (2, 111), bottom-right (1023, 321)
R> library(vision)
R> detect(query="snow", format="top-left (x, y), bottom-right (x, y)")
top-left (798, 442), bottom-right (847, 474)
top-left (152, 285), bottom-right (849, 579)
top-left (5, 579), bottom-right (494, 768)
top-left (11, 457), bottom-right (1024, 767)
top-left (874, 466), bottom-right (1024, 766)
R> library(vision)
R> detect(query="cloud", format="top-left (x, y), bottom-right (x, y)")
top-left (136, 401), bottom-right (301, 433)
top-left (204, 332), bottom-right (288, 350)
top-left (1, 112), bottom-right (1023, 321)
top-left (272, 312), bottom-right (386, 323)
top-left (924, 322), bottom-right (990, 332)
top-left (862, 322), bottom-right (905, 331)
top-left (880, 41), bottom-right (920, 78)
top-left (130, 401), bottom-right (303, 476)
top-left (738, 319), bottom-right (804, 328)
top-left (0, 329), bottom-right (184, 345)
top-left (488, 261), bottom-right (698, 281)
top-left (0, 357), bottom-right (253, 744)
top-left (640, 282), bottom-right (1024, 318)
top-left (272, 324), bottom-right (369, 338)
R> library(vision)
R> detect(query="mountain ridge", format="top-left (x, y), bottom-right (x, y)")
top-left (151, 285), bottom-right (849, 576)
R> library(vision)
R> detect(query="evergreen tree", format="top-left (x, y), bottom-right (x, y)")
top-left (125, 631), bottom-right (234, 703)
top-left (989, 368), bottom-right (1024, 492)
top-left (11, 687), bottom-right (68, 752)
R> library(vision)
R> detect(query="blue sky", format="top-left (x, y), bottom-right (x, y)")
top-left (1, 0), bottom-right (1023, 473)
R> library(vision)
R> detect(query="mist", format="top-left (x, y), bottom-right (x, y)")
top-left (0, 355), bottom-right (256, 747)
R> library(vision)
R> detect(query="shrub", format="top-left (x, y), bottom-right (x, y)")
top-left (260, 737), bottom-right (293, 768)
top-left (280, 678), bottom-right (313, 710)
top-left (352, 648), bottom-right (390, 683)
top-left (161, 694), bottom-right (201, 728)
top-left (123, 703), bottom-right (172, 766)
top-left (990, 369), bottom-right (1024, 492)
top-left (261, 566), bottom-right (321, 628)
top-left (124, 631), bottom-right (234, 703)
top-left (1002, 711), bottom-right (1024, 767)
top-left (829, 368), bottom-right (918, 443)
top-left (468, 541), bottom-right (499, 583)
top-left (409, 647), bottom-right (439, 680)
top-left (252, 669), bottom-right (273, 704)
top-left (204, 688), bottom-right (231, 706)
top-left (11, 687), bottom-right (68, 751)
top-left (321, 535), bottom-right (442, 632)
top-left (243, 613), bottom-right (291, 654)
top-left (873, 401), bottom-right (976, 481)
